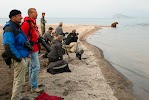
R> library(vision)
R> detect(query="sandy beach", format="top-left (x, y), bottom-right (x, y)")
top-left (0, 24), bottom-right (136, 100)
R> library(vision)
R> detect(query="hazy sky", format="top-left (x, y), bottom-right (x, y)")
top-left (0, 0), bottom-right (149, 18)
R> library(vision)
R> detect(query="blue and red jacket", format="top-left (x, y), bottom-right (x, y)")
top-left (3, 20), bottom-right (29, 61)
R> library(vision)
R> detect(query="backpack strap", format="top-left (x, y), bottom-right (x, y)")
top-left (21, 20), bottom-right (33, 41)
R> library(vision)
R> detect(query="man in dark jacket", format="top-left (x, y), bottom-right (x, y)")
top-left (48, 35), bottom-right (64, 62)
top-left (65, 29), bottom-right (78, 52)
top-left (43, 27), bottom-right (54, 43)
top-left (3, 9), bottom-right (30, 100)
top-left (65, 29), bottom-right (78, 45)
top-left (47, 35), bottom-right (71, 74)
top-left (65, 29), bottom-right (84, 60)
top-left (55, 22), bottom-right (63, 35)
top-left (42, 27), bottom-right (54, 58)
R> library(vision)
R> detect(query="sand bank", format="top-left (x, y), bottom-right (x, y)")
top-left (0, 24), bottom-right (136, 100)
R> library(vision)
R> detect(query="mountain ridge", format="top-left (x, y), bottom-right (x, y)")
top-left (112, 14), bottom-right (132, 18)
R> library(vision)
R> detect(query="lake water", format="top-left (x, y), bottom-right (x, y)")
top-left (86, 19), bottom-right (149, 100)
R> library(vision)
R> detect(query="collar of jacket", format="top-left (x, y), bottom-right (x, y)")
top-left (52, 39), bottom-right (61, 44)
top-left (23, 17), bottom-right (36, 25)
top-left (9, 20), bottom-right (20, 29)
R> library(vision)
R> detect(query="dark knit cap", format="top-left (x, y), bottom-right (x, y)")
top-left (9, 9), bottom-right (21, 18)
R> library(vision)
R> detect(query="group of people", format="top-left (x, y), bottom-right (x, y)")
top-left (2, 8), bottom-right (83, 100)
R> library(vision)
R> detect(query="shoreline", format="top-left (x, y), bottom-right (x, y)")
top-left (80, 26), bottom-right (136, 99)
top-left (0, 24), bottom-right (136, 99)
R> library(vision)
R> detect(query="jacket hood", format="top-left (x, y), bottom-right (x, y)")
top-left (3, 20), bottom-right (19, 30)
top-left (3, 22), bottom-right (10, 30)
top-left (23, 17), bottom-right (36, 24)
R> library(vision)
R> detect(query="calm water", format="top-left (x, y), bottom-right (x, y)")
top-left (1, 18), bottom-right (149, 99)
top-left (86, 19), bottom-right (149, 100)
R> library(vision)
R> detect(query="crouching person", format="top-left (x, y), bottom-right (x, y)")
top-left (47, 35), bottom-right (71, 75)
top-left (65, 29), bottom-right (84, 60)
top-left (42, 27), bottom-right (55, 58)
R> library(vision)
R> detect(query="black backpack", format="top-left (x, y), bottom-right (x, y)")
top-left (2, 51), bottom-right (12, 66)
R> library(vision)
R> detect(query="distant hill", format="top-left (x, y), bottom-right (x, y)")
top-left (112, 14), bottom-right (131, 18)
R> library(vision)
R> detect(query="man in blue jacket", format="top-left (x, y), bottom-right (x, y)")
top-left (3, 9), bottom-right (30, 100)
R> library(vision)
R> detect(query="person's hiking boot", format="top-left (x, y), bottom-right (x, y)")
top-left (76, 53), bottom-right (81, 60)
top-left (31, 88), bottom-right (44, 93)
top-left (38, 84), bottom-right (45, 87)
top-left (64, 64), bottom-right (71, 72)
top-left (42, 54), bottom-right (48, 58)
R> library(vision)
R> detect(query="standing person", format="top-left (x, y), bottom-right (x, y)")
top-left (21, 8), bottom-right (43, 93)
top-left (40, 12), bottom-right (47, 35)
top-left (55, 22), bottom-right (64, 36)
top-left (2, 9), bottom-right (30, 100)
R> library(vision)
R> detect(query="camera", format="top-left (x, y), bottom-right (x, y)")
top-left (38, 36), bottom-right (51, 52)
top-left (62, 38), bottom-right (67, 45)
top-left (61, 32), bottom-right (69, 36)
top-left (24, 41), bottom-right (34, 51)
top-left (38, 36), bottom-right (45, 43)
top-left (64, 32), bottom-right (69, 34)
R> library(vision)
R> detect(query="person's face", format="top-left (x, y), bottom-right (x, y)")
top-left (42, 13), bottom-right (45, 17)
top-left (72, 30), bottom-right (76, 33)
top-left (52, 32), bottom-right (56, 37)
top-left (57, 36), bottom-right (63, 42)
top-left (31, 9), bottom-right (38, 19)
top-left (59, 38), bottom-right (63, 42)
top-left (59, 22), bottom-right (63, 26)
top-left (49, 30), bottom-right (53, 33)
top-left (12, 14), bottom-right (23, 24)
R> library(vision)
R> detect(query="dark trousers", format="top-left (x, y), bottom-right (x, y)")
top-left (48, 57), bottom-right (59, 64)
top-left (48, 57), bottom-right (68, 69)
